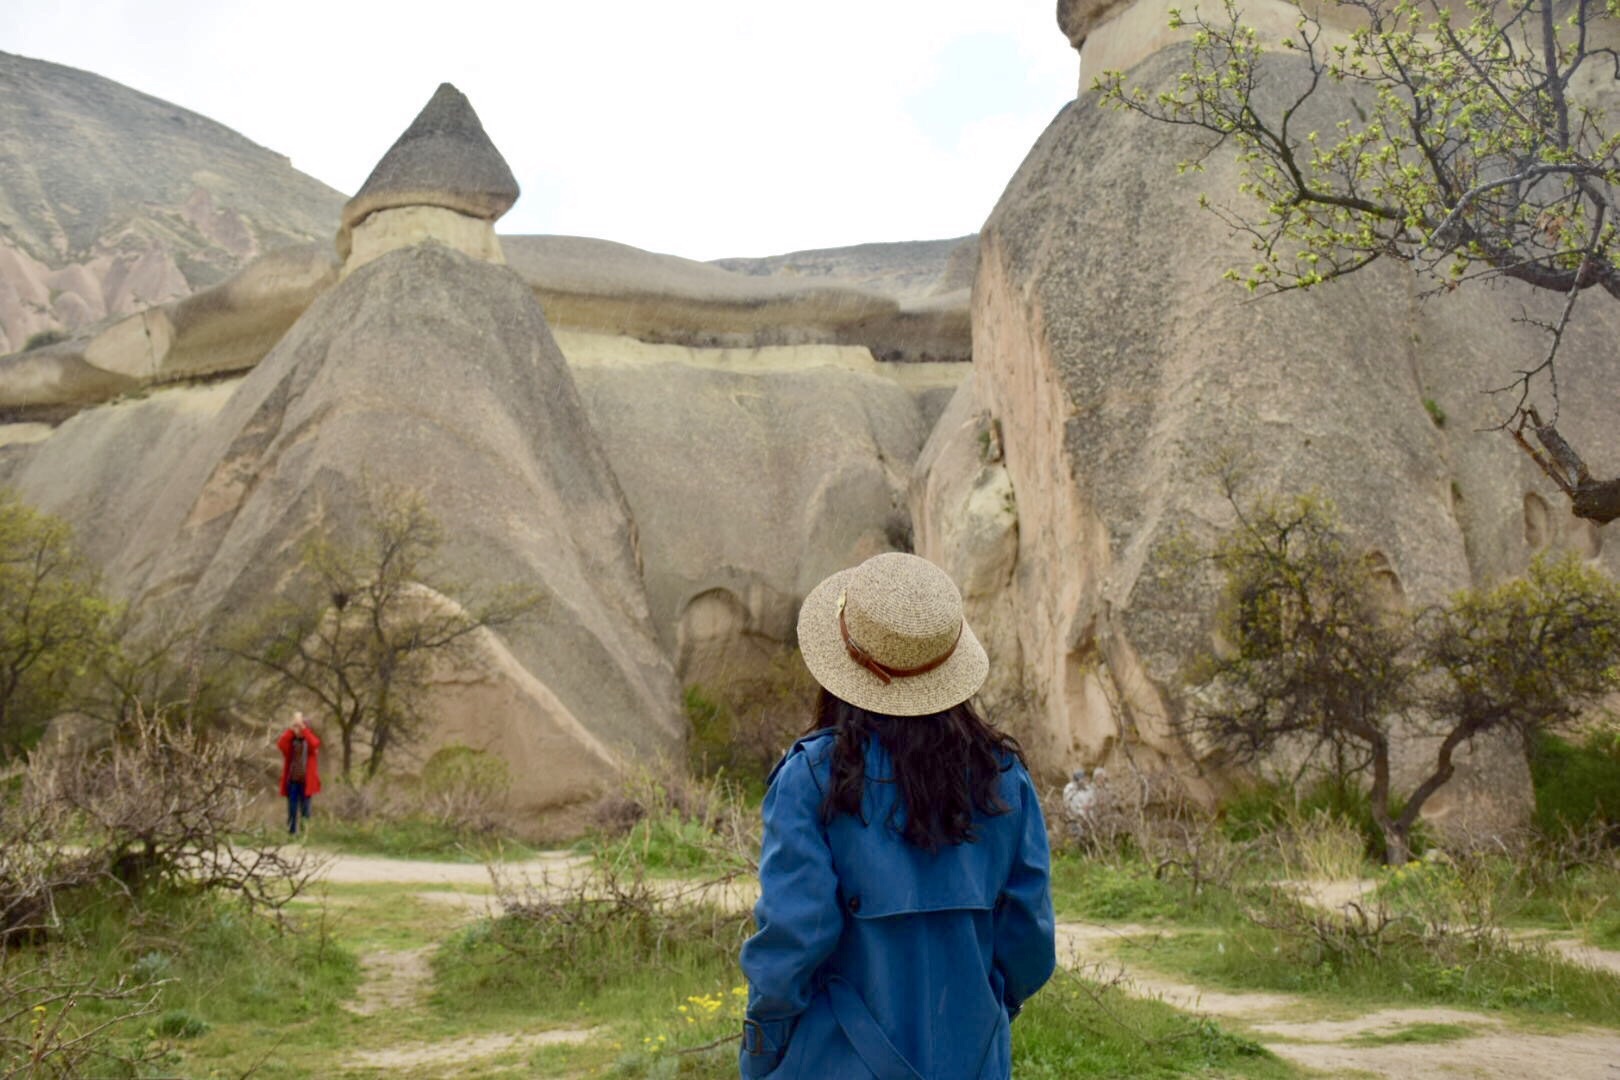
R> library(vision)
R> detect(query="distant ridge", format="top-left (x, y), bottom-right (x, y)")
top-left (0, 50), bottom-right (345, 352)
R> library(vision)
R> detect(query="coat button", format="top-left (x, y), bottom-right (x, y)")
top-left (847, 894), bottom-right (861, 914)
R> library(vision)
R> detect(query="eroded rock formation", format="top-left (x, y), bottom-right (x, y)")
top-left (0, 79), bottom-right (969, 820)
top-left (911, 2), bottom-right (1620, 834)
top-left (337, 83), bottom-right (519, 272)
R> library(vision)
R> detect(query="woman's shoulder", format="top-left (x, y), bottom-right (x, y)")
top-left (765, 729), bottom-right (837, 789)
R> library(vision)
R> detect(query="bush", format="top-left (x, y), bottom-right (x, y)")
top-left (1221, 778), bottom-right (1427, 864)
top-left (152, 1008), bottom-right (209, 1039)
top-left (1531, 731), bottom-right (1620, 840)
top-left (439, 861), bottom-right (751, 1024)
top-left (299, 777), bottom-right (531, 861)
top-left (420, 743), bottom-right (511, 833)
top-left (2, 708), bottom-right (320, 944)
top-left (683, 649), bottom-right (816, 791)
top-left (0, 950), bottom-right (172, 1078)
top-left (589, 763), bottom-right (759, 878)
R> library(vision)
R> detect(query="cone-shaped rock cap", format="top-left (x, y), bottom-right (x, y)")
top-left (339, 83), bottom-right (519, 243)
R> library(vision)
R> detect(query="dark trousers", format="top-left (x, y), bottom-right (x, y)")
top-left (286, 781), bottom-right (311, 834)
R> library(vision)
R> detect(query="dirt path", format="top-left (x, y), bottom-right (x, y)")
top-left (1057, 920), bottom-right (1620, 1079)
top-left (345, 945), bottom-right (436, 1017)
top-left (316, 851), bottom-right (602, 1075)
top-left (318, 853), bottom-right (1620, 1078)
top-left (317, 850), bottom-right (757, 1075)
top-left (345, 1029), bottom-right (598, 1072)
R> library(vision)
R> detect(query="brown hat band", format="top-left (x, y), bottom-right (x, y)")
top-left (838, 598), bottom-right (963, 686)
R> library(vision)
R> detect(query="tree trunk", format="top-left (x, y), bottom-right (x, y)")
top-left (1366, 735), bottom-right (1405, 865)
top-left (1382, 826), bottom-right (1412, 866)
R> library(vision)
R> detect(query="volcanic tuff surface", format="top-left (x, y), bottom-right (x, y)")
top-left (0, 51), bottom-right (345, 353)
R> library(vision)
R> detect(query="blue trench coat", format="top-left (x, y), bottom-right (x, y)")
top-left (739, 730), bottom-right (1056, 1079)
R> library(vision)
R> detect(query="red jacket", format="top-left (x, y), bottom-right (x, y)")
top-left (277, 726), bottom-right (322, 796)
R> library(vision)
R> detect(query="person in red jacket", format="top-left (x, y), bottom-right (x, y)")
top-left (276, 712), bottom-right (321, 836)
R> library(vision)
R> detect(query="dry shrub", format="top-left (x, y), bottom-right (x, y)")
top-left (315, 776), bottom-right (405, 825)
top-left (1273, 805), bottom-right (1368, 883)
top-left (0, 951), bottom-right (170, 1079)
top-left (1053, 764), bottom-right (1257, 897)
top-left (589, 760), bottom-right (759, 875)
top-left (5, 708), bottom-right (321, 936)
top-left (419, 744), bottom-right (511, 834)
top-left (0, 709), bottom-right (320, 1078)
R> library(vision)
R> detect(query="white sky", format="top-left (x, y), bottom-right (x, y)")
top-left (2, 1), bottom-right (1080, 261)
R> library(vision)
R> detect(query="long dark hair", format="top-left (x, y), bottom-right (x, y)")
top-left (808, 689), bottom-right (1025, 852)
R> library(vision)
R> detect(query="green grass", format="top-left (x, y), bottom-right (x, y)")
top-left (434, 904), bottom-right (751, 1027)
top-left (1011, 967), bottom-right (1295, 1078)
top-left (1529, 731), bottom-right (1620, 836)
top-left (1048, 853), bottom-right (1247, 925)
top-left (1051, 855), bottom-right (1187, 921)
top-left (1591, 908), bottom-right (1620, 949)
top-left (588, 815), bottom-right (749, 878)
top-left (1347, 1021), bottom-right (1476, 1046)
top-left (594, 967), bottom-right (1296, 1080)
top-left (299, 815), bottom-right (537, 862)
top-left (1121, 922), bottom-right (1620, 1027)
top-left (7, 886), bottom-right (362, 1079)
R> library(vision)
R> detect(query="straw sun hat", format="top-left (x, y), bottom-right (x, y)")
top-left (797, 552), bottom-right (989, 716)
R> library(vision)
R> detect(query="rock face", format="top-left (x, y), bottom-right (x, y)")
top-left (5, 244), bottom-right (684, 813)
top-left (337, 83), bottom-right (518, 268)
top-left (0, 244), bottom-right (339, 421)
top-left (506, 235), bottom-right (971, 363)
top-left (914, 36), bottom-right (1620, 834)
top-left (713, 237), bottom-right (976, 303)
top-left (561, 331), bottom-right (959, 686)
top-left (1, 234), bottom-right (972, 420)
top-left (0, 51), bottom-right (345, 353)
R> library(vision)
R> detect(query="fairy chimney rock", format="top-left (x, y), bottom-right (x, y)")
top-left (337, 83), bottom-right (519, 273)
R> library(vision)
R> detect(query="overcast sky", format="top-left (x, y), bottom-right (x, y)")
top-left (3, 1), bottom-right (1079, 261)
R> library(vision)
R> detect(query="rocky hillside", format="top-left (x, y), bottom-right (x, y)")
top-left (713, 237), bottom-right (976, 303)
top-left (0, 51), bottom-right (345, 353)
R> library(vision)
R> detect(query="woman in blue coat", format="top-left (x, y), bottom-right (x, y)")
top-left (740, 552), bottom-right (1056, 1079)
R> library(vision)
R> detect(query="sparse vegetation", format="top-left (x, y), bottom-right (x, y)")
top-left (683, 648), bottom-right (816, 792)
top-left (0, 490), bottom-right (113, 749)
top-left (21, 329), bottom-right (67, 352)
top-left (226, 483), bottom-right (544, 782)
top-left (1181, 475), bottom-right (1620, 863)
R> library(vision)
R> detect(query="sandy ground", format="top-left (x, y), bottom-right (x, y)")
top-left (345, 1028), bottom-right (598, 1071)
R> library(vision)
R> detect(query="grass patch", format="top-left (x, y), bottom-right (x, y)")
top-left (433, 887), bottom-right (750, 1028)
top-left (1049, 853), bottom-right (1247, 925)
top-left (1012, 967), bottom-right (1294, 1078)
top-left (1590, 908), bottom-right (1620, 949)
top-left (6, 886), bottom-right (361, 1079)
top-left (1125, 923), bottom-right (1620, 1027)
top-left (299, 815), bottom-right (536, 862)
top-left (1051, 854), bottom-right (1188, 921)
top-left (1347, 1021), bottom-right (1476, 1046)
